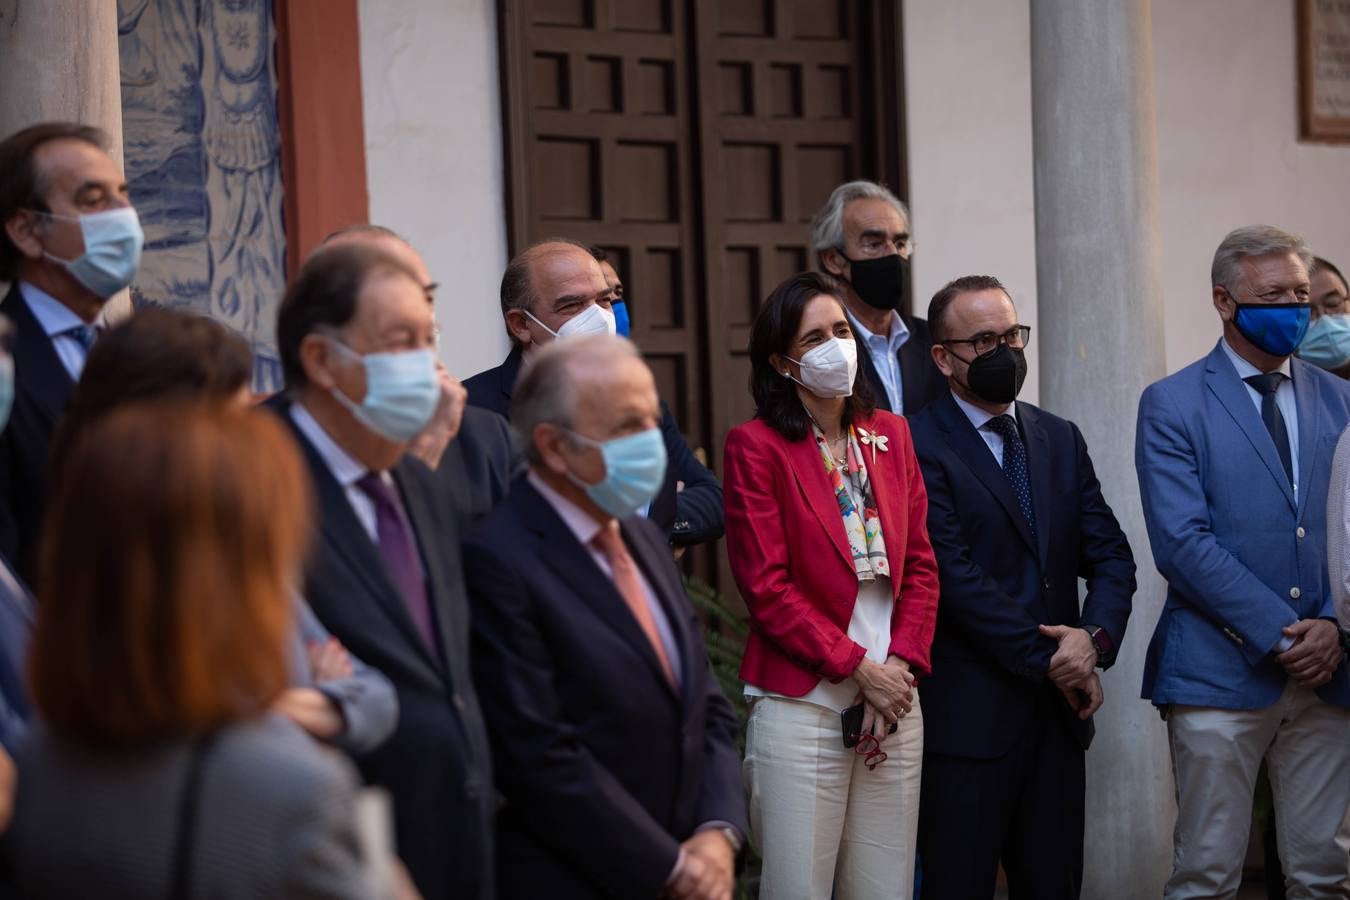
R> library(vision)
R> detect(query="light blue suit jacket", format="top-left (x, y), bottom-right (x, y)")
top-left (1137, 340), bottom-right (1350, 709)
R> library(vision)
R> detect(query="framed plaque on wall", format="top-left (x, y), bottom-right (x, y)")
top-left (1300, 0), bottom-right (1350, 142)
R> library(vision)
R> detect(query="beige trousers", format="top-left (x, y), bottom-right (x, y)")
top-left (744, 694), bottom-right (923, 900)
top-left (1165, 679), bottom-right (1350, 900)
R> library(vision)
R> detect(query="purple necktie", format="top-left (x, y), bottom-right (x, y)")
top-left (356, 472), bottom-right (437, 651)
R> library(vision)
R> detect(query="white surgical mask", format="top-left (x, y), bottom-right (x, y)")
top-left (525, 303), bottom-right (616, 341)
top-left (784, 337), bottom-right (858, 399)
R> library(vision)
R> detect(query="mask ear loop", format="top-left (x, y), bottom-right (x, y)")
top-left (522, 309), bottom-right (561, 339)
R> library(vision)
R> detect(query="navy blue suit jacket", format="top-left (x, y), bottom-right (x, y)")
top-left (463, 346), bottom-right (723, 546)
top-left (270, 396), bottom-right (495, 900)
top-left (1137, 341), bottom-right (1350, 709)
top-left (854, 314), bottom-right (947, 416)
top-left (909, 392), bottom-right (1136, 758)
top-left (435, 404), bottom-right (518, 528)
top-left (0, 284), bottom-right (75, 576)
top-left (463, 476), bottom-right (746, 899)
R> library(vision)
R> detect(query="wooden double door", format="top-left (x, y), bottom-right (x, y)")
top-left (500, 0), bottom-right (907, 582)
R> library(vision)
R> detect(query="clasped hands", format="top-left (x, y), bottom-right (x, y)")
top-left (1037, 624), bottom-right (1103, 720)
top-left (852, 654), bottom-right (916, 737)
top-left (1276, 618), bottom-right (1342, 689)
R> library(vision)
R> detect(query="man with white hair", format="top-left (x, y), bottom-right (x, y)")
top-left (463, 334), bottom-right (746, 900)
top-left (1137, 225), bottom-right (1350, 897)
top-left (809, 180), bottom-right (945, 416)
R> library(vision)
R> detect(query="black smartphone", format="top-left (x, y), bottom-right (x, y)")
top-left (840, 703), bottom-right (899, 748)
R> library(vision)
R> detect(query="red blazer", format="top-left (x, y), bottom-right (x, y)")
top-left (723, 410), bottom-right (940, 697)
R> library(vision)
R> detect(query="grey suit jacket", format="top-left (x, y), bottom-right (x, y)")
top-left (9, 716), bottom-right (378, 899)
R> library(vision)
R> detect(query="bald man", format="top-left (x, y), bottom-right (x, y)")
top-left (465, 240), bottom-right (723, 548)
top-left (464, 334), bottom-right (746, 900)
top-left (321, 225), bottom-right (517, 525)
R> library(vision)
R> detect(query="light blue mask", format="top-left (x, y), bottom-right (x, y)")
top-left (566, 426), bottom-right (668, 519)
top-left (0, 356), bottom-right (12, 433)
top-left (41, 207), bottom-right (144, 299)
top-left (329, 341), bottom-right (440, 442)
top-left (1296, 314), bottom-right (1350, 370)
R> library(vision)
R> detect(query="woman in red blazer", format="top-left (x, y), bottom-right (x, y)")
top-left (724, 272), bottom-right (939, 900)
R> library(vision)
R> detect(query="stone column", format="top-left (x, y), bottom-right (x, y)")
top-left (1029, 1), bottom-right (1173, 896)
top-left (0, 0), bottom-right (128, 320)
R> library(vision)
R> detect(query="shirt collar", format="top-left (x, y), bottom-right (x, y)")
top-left (950, 389), bottom-right (1016, 432)
top-left (289, 401), bottom-right (369, 490)
top-left (528, 469), bottom-right (605, 547)
top-left (845, 308), bottom-right (910, 352)
top-left (1220, 336), bottom-right (1293, 382)
top-left (18, 281), bottom-right (86, 339)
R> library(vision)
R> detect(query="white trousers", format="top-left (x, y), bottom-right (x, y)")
top-left (744, 694), bottom-right (923, 900)
top-left (1165, 678), bottom-right (1350, 900)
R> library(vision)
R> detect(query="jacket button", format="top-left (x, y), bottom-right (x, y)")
top-left (1297, 526), bottom-right (1306, 539)
top-left (1042, 578), bottom-right (1051, 591)
top-left (452, 693), bottom-right (466, 711)
top-left (1290, 587), bottom-right (1302, 600)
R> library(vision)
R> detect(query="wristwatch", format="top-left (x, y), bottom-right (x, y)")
top-left (1081, 625), bottom-right (1113, 667)
top-left (716, 826), bottom-right (743, 855)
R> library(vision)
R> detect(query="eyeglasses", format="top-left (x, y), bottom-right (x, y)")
top-left (941, 324), bottom-right (1031, 359)
top-left (856, 236), bottom-right (914, 257)
top-left (849, 732), bottom-right (888, 770)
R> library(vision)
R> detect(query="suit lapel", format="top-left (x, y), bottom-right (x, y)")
top-left (852, 333), bottom-right (892, 413)
top-left (855, 412), bottom-right (904, 590)
top-left (276, 399), bottom-right (444, 674)
top-left (1018, 403), bottom-right (1053, 566)
top-left (782, 430), bottom-right (855, 572)
top-left (498, 346), bottom-right (524, 417)
top-left (1205, 346), bottom-right (1296, 511)
top-left (3, 285), bottom-right (74, 426)
top-left (934, 394), bottom-right (1038, 556)
top-left (393, 465), bottom-right (461, 673)
top-left (897, 331), bottom-right (928, 416)
top-left (521, 482), bottom-right (679, 697)
top-left (1291, 359), bottom-right (1323, 521)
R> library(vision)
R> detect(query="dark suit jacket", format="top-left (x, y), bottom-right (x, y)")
top-left (853, 314), bottom-right (947, 416)
top-left (270, 396), bottom-right (495, 900)
top-left (909, 392), bottom-right (1136, 758)
top-left (464, 347), bottom-right (723, 545)
top-left (0, 284), bottom-right (75, 574)
top-left (436, 405), bottom-right (517, 527)
top-left (463, 477), bottom-right (747, 899)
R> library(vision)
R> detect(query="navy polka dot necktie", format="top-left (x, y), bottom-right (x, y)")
top-left (985, 414), bottom-right (1037, 542)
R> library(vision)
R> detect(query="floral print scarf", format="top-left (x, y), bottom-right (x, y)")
top-left (813, 424), bottom-right (890, 583)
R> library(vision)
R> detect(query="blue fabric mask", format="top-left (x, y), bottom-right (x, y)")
top-left (1232, 302), bottom-right (1311, 358)
top-left (1296, 314), bottom-right (1350, 370)
top-left (612, 301), bottom-right (631, 338)
top-left (41, 207), bottom-right (144, 298)
top-left (566, 427), bottom-right (668, 518)
top-left (329, 341), bottom-right (440, 442)
top-left (0, 356), bottom-right (13, 433)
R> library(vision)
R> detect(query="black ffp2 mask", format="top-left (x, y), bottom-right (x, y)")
top-left (843, 253), bottom-right (908, 311)
top-left (965, 344), bottom-right (1027, 405)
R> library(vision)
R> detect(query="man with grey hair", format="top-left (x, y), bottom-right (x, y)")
top-left (1136, 225), bottom-right (1350, 897)
top-left (809, 179), bottom-right (945, 415)
top-left (462, 334), bottom-right (746, 900)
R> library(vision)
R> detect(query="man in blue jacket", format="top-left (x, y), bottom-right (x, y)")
top-left (1137, 225), bottom-right (1350, 898)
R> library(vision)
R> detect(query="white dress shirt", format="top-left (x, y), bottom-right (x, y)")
top-left (18, 281), bottom-right (94, 381)
top-left (527, 470), bottom-right (683, 684)
top-left (1220, 337), bottom-right (1300, 501)
top-left (950, 390), bottom-right (1017, 465)
top-left (845, 309), bottom-right (910, 413)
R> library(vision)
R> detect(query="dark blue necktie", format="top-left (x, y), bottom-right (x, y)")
top-left (64, 324), bottom-right (97, 351)
top-left (1243, 372), bottom-right (1294, 489)
top-left (985, 414), bottom-right (1037, 542)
